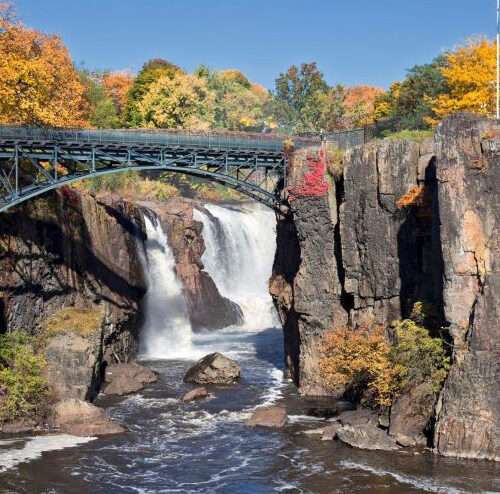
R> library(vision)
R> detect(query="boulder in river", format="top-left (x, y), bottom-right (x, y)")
top-left (336, 424), bottom-right (400, 451)
top-left (245, 407), bottom-right (288, 428)
top-left (49, 398), bottom-right (125, 436)
top-left (321, 423), bottom-right (342, 441)
top-left (183, 353), bottom-right (240, 385)
top-left (103, 363), bottom-right (157, 396)
top-left (181, 387), bottom-right (210, 403)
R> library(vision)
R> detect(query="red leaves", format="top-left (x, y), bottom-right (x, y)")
top-left (288, 149), bottom-right (328, 201)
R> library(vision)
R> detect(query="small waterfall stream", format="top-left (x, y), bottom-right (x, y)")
top-left (138, 214), bottom-right (194, 359)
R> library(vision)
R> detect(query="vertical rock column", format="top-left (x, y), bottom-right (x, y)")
top-left (433, 114), bottom-right (500, 461)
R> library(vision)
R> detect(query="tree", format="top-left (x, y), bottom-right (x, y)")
top-left (102, 72), bottom-right (134, 119)
top-left (137, 73), bottom-right (215, 129)
top-left (124, 59), bottom-right (183, 127)
top-left (79, 70), bottom-right (119, 128)
top-left (271, 62), bottom-right (329, 134)
top-left (0, 2), bottom-right (88, 127)
top-left (201, 67), bottom-right (271, 131)
top-left (343, 85), bottom-right (386, 127)
top-left (427, 39), bottom-right (496, 123)
top-left (377, 57), bottom-right (448, 129)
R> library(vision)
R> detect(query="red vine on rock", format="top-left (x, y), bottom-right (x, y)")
top-left (288, 150), bottom-right (329, 201)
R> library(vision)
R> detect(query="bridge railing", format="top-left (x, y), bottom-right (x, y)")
top-left (0, 126), bottom-right (293, 153)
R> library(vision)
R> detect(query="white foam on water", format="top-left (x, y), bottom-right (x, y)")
top-left (193, 203), bottom-right (279, 330)
top-left (0, 434), bottom-right (95, 472)
top-left (138, 214), bottom-right (200, 360)
top-left (339, 460), bottom-right (495, 494)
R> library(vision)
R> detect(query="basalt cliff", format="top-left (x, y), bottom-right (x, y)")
top-left (270, 114), bottom-right (499, 460)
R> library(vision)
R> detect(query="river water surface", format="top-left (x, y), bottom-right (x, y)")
top-left (0, 204), bottom-right (498, 494)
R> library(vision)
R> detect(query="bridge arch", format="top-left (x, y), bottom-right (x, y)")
top-left (0, 126), bottom-right (297, 213)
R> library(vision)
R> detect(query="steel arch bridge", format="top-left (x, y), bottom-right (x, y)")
top-left (0, 126), bottom-right (365, 213)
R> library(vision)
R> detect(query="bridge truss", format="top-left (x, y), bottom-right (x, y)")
top-left (0, 127), bottom-right (291, 212)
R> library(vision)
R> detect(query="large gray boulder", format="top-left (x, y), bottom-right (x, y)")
top-left (103, 363), bottom-right (157, 396)
top-left (337, 424), bottom-right (400, 451)
top-left (245, 407), bottom-right (288, 428)
top-left (183, 353), bottom-right (240, 385)
top-left (49, 398), bottom-right (125, 436)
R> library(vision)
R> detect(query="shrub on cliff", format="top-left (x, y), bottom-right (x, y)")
top-left (0, 333), bottom-right (50, 422)
top-left (389, 318), bottom-right (450, 394)
top-left (320, 304), bottom-right (450, 408)
top-left (319, 324), bottom-right (399, 407)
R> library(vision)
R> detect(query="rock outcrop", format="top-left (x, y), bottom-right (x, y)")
top-left (432, 114), bottom-right (500, 461)
top-left (49, 398), bottom-right (125, 436)
top-left (103, 362), bottom-right (157, 396)
top-left (181, 387), bottom-right (210, 402)
top-left (245, 406), bottom-right (288, 428)
top-left (271, 113), bottom-right (499, 460)
top-left (184, 352), bottom-right (241, 384)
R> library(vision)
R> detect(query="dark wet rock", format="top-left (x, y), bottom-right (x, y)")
top-left (321, 423), bottom-right (342, 441)
top-left (307, 406), bottom-right (338, 419)
top-left (181, 387), bottom-right (210, 403)
top-left (337, 424), bottom-right (400, 451)
top-left (338, 409), bottom-right (379, 427)
top-left (49, 398), bottom-right (125, 436)
top-left (389, 383), bottom-right (433, 447)
top-left (184, 353), bottom-right (240, 385)
top-left (103, 363), bottom-right (157, 396)
top-left (0, 420), bottom-right (38, 434)
top-left (245, 407), bottom-right (288, 428)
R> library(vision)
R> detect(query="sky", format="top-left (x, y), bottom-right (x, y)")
top-left (12, 0), bottom-right (497, 90)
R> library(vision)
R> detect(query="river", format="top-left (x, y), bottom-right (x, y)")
top-left (0, 204), bottom-right (498, 494)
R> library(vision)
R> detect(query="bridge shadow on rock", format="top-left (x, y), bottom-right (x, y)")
top-left (0, 194), bottom-right (146, 325)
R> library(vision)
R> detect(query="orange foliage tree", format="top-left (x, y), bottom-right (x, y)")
top-left (343, 85), bottom-right (386, 127)
top-left (102, 72), bottom-right (134, 116)
top-left (0, 2), bottom-right (88, 127)
top-left (319, 324), bottom-right (400, 407)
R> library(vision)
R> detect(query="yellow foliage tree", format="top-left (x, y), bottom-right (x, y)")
top-left (0, 2), bottom-right (88, 127)
top-left (137, 73), bottom-right (216, 129)
top-left (427, 39), bottom-right (496, 123)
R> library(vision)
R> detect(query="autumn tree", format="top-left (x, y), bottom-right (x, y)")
top-left (343, 85), bottom-right (386, 127)
top-left (137, 73), bottom-right (215, 129)
top-left (124, 59), bottom-right (183, 127)
top-left (427, 39), bottom-right (496, 123)
top-left (102, 72), bottom-right (134, 120)
top-left (79, 70), bottom-right (119, 128)
top-left (376, 57), bottom-right (448, 129)
top-left (198, 66), bottom-right (272, 131)
top-left (0, 2), bottom-right (88, 127)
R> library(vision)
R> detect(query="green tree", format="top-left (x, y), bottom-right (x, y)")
top-left (124, 59), bottom-right (183, 127)
top-left (376, 56), bottom-right (449, 129)
top-left (79, 70), bottom-right (119, 128)
top-left (271, 62), bottom-right (329, 134)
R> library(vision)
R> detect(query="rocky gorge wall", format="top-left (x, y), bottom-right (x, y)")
top-left (270, 113), bottom-right (499, 460)
top-left (0, 189), bottom-right (241, 403)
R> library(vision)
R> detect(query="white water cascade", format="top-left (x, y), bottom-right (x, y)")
top-left (193, 203), bottom-right (278, 330)
top-left (138, 214), bottom-right (195, 359)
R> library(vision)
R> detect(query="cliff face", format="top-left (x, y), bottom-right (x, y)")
top-left (432, 115), bottom-right (500, 461)
top-left (271, 114), bottom-right (499, 460)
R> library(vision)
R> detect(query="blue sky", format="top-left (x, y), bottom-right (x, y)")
top-left (12, 0), bottom-right (496, 90)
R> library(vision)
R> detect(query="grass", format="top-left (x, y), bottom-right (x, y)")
top-left (43, 307), bottom-right (105, 337)
top-left (382, 129), bottom-right (434, 143)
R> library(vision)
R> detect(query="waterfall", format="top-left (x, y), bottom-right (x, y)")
top-left (138, 214), bottom-right (195, 359)
top-left (193, 203), bottom-right (278, 330)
